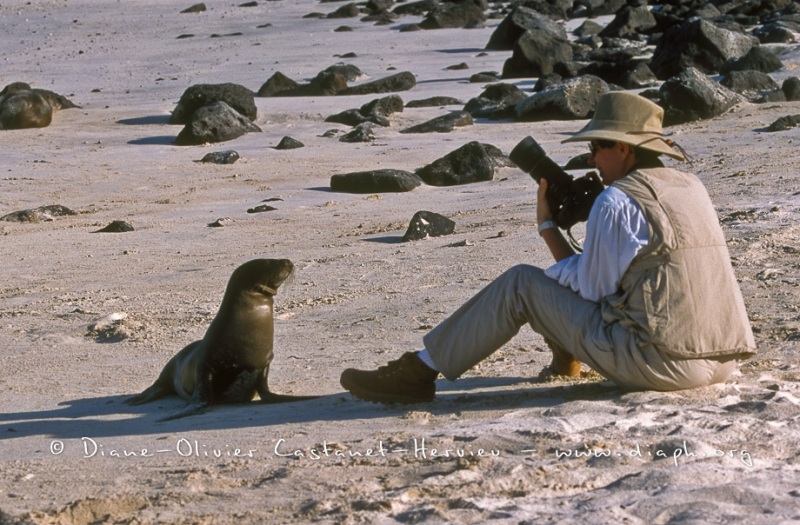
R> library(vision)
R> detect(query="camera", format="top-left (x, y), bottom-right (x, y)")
top-left (509, 136), bottom-right (604, 230)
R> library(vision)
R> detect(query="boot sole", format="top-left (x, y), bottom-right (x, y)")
top-left (340, 379), bottom-right (434, 405)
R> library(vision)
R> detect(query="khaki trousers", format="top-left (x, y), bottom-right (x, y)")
top-left (423, 264), bottom-right (737, 391)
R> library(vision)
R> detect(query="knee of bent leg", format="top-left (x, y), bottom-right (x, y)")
top-left (503, 264), bottom-right (544, 286)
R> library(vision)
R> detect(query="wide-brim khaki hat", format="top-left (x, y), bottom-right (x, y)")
top-left (562, 91), bottom-right (685, 161)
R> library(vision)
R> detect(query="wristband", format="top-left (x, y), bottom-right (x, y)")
top-left (537, 220), bottom-right (556, 234)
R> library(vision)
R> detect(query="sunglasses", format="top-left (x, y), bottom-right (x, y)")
top-left (589, 140), bottom-right (616, 156)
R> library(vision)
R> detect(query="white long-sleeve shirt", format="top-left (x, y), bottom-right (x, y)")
top-left (544, 186), bottom-right (649, 303)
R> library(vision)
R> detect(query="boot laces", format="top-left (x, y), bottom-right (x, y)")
top-left (377, 357), bottom-right (406, 378)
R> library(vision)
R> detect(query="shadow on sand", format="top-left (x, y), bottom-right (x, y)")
top-left (1, 377), bottom-right (621, 440)
top-left (117, 115), bottom-right (172, 126)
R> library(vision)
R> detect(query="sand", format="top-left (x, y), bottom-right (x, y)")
top-left (1, 0), bottom-right (799, 523)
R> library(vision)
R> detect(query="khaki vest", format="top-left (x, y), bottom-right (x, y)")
top-left (601, 168), bottom-right (756, 358)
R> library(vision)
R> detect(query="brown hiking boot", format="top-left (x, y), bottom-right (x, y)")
top-left (340, 352), bottom-right (439, 404)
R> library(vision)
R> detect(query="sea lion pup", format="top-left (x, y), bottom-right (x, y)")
top-left (0, 82), bottom-right (80, 129)
top-left (126, 258), bottom-right (317, 421)
top-left (0, 88), bottom-right (52, 129)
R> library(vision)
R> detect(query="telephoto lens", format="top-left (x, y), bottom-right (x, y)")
top-left (508, 136), bottom-right (571, 186)
top-left (508, 136), bottom-right (605, 231)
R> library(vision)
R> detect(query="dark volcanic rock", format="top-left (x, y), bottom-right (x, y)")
top-left (650, 19), bottom-right (757, 80)
top-left (170, 83), bottom-right (257, 124)
top-left (783, 77), bottom-right (800, 101)
top-left (175, 101), bottom-right (261, 145)
top-left (200, 150), bottom-right (240, 164)
top-left (307, 71), bottom-right (350, 95)
top-left (181, 3), bottom-right (206, 13)
top-left (501, 28), bottom-right (573, 78)
top-left (416, 141), bottom-right (506, 186)
top-left (598, 5), bottom-right (656, 39)
top-left (533, 73), bottom-right (563, 92)
top-left (364, 12), bottom-right (397, 25)
top-left (392, 0), bottom-right (437, 16)
top-left (618, 62), bottom-right (658, 89)
top-left (326, 94), bottom-right (402, 127)
top-left (360, 94), bottom-right (404, 117)
top-left (753, 90), bottom-right (787, 103)
top-left (275, 136), bottom-right (304, 149)
top-left (257, 72), bottom-right (300, 97)
top-left (367, 0), bottom-right (394, 13)
top-left (322, 63), bottom-right (364, 82)
top-left (564, 152), bottom-right (592, 171)
top-left (327, 2), bottom-right (359, 18)
top-left (574, 19), bottom-right (604, 37)
top-left (208, 217), bottom-right (233, 227)
top-left (400, 111), bottom-right (473, 134)
top-left (339, 71), bottom-right (416, 95)
top-left (93, 220), bottom-right (135, 233)
top-left (753, 21), bottom-right (800, 44)
top-left (325, 109), bottom-right (382, 127)
top-left (463, 82), bottom-right (527, 119)
top-left (258, 71), bottom-right (347, 97)
top-left (486, 6), bottom-right (567, 50)
top-left (331, 169), bottom-right (422, 193)
top-left (247, 204), bottom-right (277, 214)
top-left (720, 70), bottom-right (779, 99)
top-left (418, 1), bottom-right (486, 29)
top-left (406, 96), bottom-right (463, 108)
top-left (515, 75), bottom-right (608, 121)
top-left (570, 0), bottom-right (626, 17)
top-left (513, 0), bottom-right (573, 20)
top-left (766, 114), bottom-right (800, 132)
top-left (577, 58), bottom-right (658, 90)
top-left (720, 46), bottom-right (784, 74)
top-left (660, 68), bottom-right (744, 125)
top-left (339, 122), bottom-right (376, 142)
top-left (402, 211), bottom-right (456, 242)
top-left (470, 72), bottom-right (500, 82)
top-left (399, 23), bottom-right (423, 32)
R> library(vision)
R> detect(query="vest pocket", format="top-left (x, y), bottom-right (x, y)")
top-left (642, 267), bottom-right (669, 337)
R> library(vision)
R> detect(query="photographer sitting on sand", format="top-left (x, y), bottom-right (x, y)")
top-left (340, 91), bottom-right (756, 404)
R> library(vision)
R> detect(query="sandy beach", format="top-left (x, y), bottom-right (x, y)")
top-left (1, 0), bottom-right (799, 523)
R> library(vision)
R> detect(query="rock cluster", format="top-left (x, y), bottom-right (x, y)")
top-left (7, 0), bottom-right (799, 237)
top-left (170, 83), bottom-right (261, 146)
top-left (258, 69), bottom-right (416, 97)
top-left (303, 0), bottom-right (797, 241)
top-left (480, 0), bottom-right (799, 125)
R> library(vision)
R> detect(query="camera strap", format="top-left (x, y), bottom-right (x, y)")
top-left (566, 227), bottom-right (584, 253)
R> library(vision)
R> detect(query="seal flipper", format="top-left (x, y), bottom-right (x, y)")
top-left (125, 384), bottom-right (172, 406)
top-left (256, 366), bottom-right (320, 403)
top-left (259, 392), bottom-right (321, 403)
top-left (157, 401), bottom-right (210, 422)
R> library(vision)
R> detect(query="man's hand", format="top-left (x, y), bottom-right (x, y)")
top-left (535, 178), bottom-right (575, 262)
top-left (536, 178), bottom-right (552, 225)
